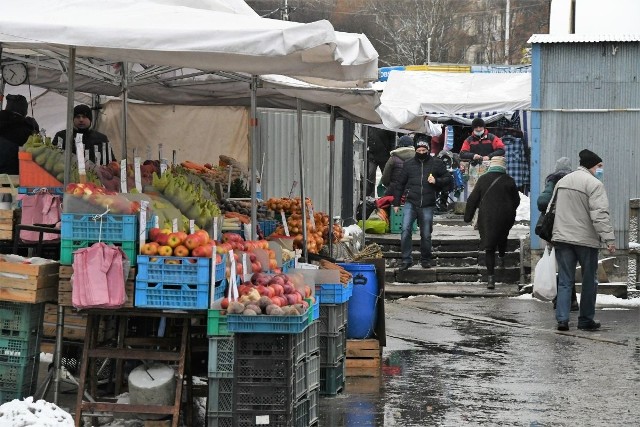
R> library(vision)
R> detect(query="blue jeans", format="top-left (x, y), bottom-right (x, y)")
top-left (400, 202), bottom-right (434, 264)
top-left (554, 243), bottom-right (599, 325)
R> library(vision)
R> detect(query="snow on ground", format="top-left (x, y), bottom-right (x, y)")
top-left (0, 397), bottom-right (73, 426)
top-left (512, 285), bottom-right (640, 308)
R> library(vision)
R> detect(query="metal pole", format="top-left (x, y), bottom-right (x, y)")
top-left (505, 0), bottom-right (511, 64)
top-left (427, 37), bottom-right (431, 65)
top-left (121, 62), bottom-right (129, 159)
top-left (328, 107), bottom-right (336, 258)
top-left (63, 47), bottom-right (76, 187)
top-left (361, 126), bottom-right (368, 249)
top-left (297, 99), bottom-right (308, 262)
top-left (250, 76), bottom-right (258, 240)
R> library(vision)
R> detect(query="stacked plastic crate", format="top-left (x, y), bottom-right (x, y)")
top-left (315, 281), bottom-right (353, 396)
top-left (207, 325), bottom-right (234, 427)
top-left (231, 322), bottom-right (319, 427)
top-left (0, 302), bottom-right (44, 403)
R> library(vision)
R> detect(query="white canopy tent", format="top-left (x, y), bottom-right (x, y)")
top-left (376, 71), bottom-right (531, 129)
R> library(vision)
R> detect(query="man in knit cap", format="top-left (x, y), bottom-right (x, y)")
top-left (464, 156), bottom-right (520, 289)
top-left (0, 94), bottom-right (40, 174)
top-left (54, 104), bottom-right (113, 165)
top-left (551, 149), bottom-right (615, 332)
top-left (459, 118), bottom-right (505, 163)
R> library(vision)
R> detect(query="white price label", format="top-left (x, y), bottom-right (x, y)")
top-left (172, 218), bottom-right (178, 233)
top-left (158, 143), bottom-right (163, 161)
top-left (307, 202), bottom-right (316, 230)
top-left (160, 162), bottom-right (168, 175)
top-left (213, 216), bottom-right (219, 241)
top-left (134, 157), bottom-right (142, 192)
top-left (189, 220), bottom-right (195, 235)
top-left (75, 141), bottom-right (86, 176)
top-left (94, 146), bottom-right (101, 167)
top-left (120, 159), bottom-right (128, 193)
top-left (57, 136), bottom-right (63, 149)
top-left (138, 200), bottom-right (149, 249)
top-left (107, 141), bottom-right (114, 163)
top-left (153, 215), bottom-right (159, 228)
top-left (280, 210), bottom-right (290, 236)
top-left (102, 143), bottom-right (107, 166)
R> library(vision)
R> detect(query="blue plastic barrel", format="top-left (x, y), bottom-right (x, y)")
top-left (339, 263), bottom-right (378, 339)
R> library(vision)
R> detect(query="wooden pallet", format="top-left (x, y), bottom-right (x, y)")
top-left (0, 209), bottom-right (17, 240)
top-left (345, 339), bottom-right (381, 377)
top-left (0, 256), bottom-right (59, 303)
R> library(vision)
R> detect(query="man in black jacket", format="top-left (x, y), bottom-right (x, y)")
top-left (366, 127), bottom-right (395, 196)
top-left (54, 104), bottom-right (113, 165)
top-left (392, 137), bottom-right (451, 270)
top-left (0, 94), bottom-right (39, 174)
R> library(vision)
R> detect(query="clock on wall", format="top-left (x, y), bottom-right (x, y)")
top-left (2, 63), bottom-right (28, 86)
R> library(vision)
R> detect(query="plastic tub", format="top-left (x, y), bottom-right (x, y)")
top-left (338, 263), bottom-right (378, 339)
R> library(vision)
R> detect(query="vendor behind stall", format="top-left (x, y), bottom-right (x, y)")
top-left (0, 94), bottom-right (40, 174)
top-left (54, 104), bottom-right (115, 165)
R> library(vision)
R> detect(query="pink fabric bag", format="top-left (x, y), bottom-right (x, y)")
top-left (72, 242), bottom-right (127, 309)
top-left (19, 192), bottom-right (62, 241)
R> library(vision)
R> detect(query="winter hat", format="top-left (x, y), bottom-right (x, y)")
top-left (397, 135), bottom-right (414, 147)
top-left (414, 139), bottom-right (430, 150)
top-left (471, 118), bottom-right (485, 128)
top-left (73, 104), bottom-right (92, 122)
top-left (579, 149), bottom-right (602, 169)
top-left (490, 156), bottom-right (506, 169)
top-left (554, 156), bottom-right (572, 173)
top-left (413, 133), bottom-right (431, 149)
top-left (5, 94), bottom-right (28, 117)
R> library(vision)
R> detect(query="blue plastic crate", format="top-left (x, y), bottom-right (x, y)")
top-left (61, 213), bottom-right (138, 241)
top-left (214, 279), bottom-right (227, 301)
top-left (136, 255), bottom-right (211, 285)
top-left (17, 187), bottom-right (63, 195)
top-left (214, 255), bottom-right (226, 282)
top-left (315, 281), bottom-right (353, 304)
top-left (282, 258), bottom-right (295, 273)
top-left (227, 312), bottom-right (309, 334)
top-left (134, 281), bottom-right (209, 310)
top-left (258, 219), bottom-right (278, 238)
top-left (312, 299), bottom-right (319, 321)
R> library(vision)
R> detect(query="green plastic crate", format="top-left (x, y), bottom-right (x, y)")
top-left (60, 239), bottom-right (137, 266)
top-left (389, 206), bottom-right (418, 234)
top-left (207, 309), bottom-right (231, 337)
top-left (0, 302), bottom-right (44, 339)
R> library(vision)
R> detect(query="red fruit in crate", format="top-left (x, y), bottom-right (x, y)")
top-left (215, 254), bottom-right (222, 264)
top-left (268, 275), bottom-right (285, 287)
top-left (149, 228), bottom-right (162, 242)
top-left (184, 234), bottom-right (202, 250)
top-left (251, 262), bottom-right (261, 274)
top-left (191, 246), bottom-right (207, 258)
top-left (304, 285), bottom-right (312, 298)
top-left (256, 285), bottom-right (268, 296)
top-left (295, 291), bottom-right (304, 303)
top-left (158, 245), bottom-right (173, 257)
top-left (175, 231), bottom-right (188, 243)
top-left (264, 286), bottom-right (275, 298)
top-left (167, 233), bottom-right (182, 248)
top-left (140, 242), bottom-right (159, 256)
top-left (285, 294), bottom-right (297, 306)
top-left (195, 229), bottom-right (210, 245)
top-left (236, 263), bottom-right (243, 275)
top-left (220, 298), bottom-right (229, 309)
top-left (270, 284), bottom-right (284, 296)
top-left (301, 300), bottom-right (309, 310)
top-left (155, 233), bottom-right (170, 246)
top-left (249, 253), bottom-right (257, 263)
top-left (282, 283), bottom-right (294, 294)
top-left (173, 245), bottom-right (189, 257)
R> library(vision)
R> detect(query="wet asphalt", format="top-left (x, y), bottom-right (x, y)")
top-left (319, 295), bottom-right (640, 426)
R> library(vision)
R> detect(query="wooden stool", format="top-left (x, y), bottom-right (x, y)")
top-left (73, 309), bottom-right (202, 427)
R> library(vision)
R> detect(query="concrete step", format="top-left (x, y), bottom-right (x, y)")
top-left (382, 251), bottom-right (520, 268)
top-left (386, 265), bottom-right (521, 284)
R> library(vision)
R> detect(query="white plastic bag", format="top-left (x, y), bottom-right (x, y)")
top-left (533, 246), bottom-right (557, 301)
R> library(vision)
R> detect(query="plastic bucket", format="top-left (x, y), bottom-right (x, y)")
top-left (339, 263), bottom-right (378, 339)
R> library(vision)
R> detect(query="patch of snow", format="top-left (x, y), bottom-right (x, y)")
top-left (629, 242), bottom-right (640, 248)
top-left (512, 290), bottom-right (640, 307)
top-left (515, 192), bottom-right (530, 222)
top-left (40, 352), bottom-right (53, 363)
top-left (0, 396), bottom-right (74, 426)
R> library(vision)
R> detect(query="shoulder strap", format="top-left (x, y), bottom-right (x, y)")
top-left (479, 175), bottom-right (504, 206)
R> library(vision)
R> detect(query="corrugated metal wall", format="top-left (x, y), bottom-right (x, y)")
top-left (257, 108), bottom-right (344, 214)
top-left (533, 42), bottom-right (640, 248)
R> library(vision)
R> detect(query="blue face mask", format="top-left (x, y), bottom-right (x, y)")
top-left (595, 168), bottom-right (604, 181)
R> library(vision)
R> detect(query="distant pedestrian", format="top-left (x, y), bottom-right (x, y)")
top-left (392, 137), bottom-right (451, 271)
top-left (380, 135), bottom-right (415, 197)
top-left (459, 118), bottom-right (505, 163)
top-left (537, 156), bottom-right (578, 311)
top-left (551, 149), bottom-right (615, 332)
top-left (365, 127), bottom-right (396, 197)
top-left (464, 156), bottom-right (520, 289)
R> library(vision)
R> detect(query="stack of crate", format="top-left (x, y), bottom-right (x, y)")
top-left (207, 309), bottom-right (234, 427)
top-left (0, 301), bottom-right (44, 403)
top-left (232, 323), bottom-right (319, 427)
top-left (318, 303), bottom-right (348, 396)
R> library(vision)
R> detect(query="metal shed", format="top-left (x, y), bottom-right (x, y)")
top-left (528, 34), bottom-right (640, 252)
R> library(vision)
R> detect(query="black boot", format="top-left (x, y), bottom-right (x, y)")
top-left (487, 275), bottom-right (495, 290)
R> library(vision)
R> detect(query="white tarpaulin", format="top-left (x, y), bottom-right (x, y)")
top-left (376, 71), bottom-right (531, 129)
top-left (0, 0), bottom-right (378, 84)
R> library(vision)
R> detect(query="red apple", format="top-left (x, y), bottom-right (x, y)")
top-left (173, 245), bottom-right (190, 257)
top-left (158, 245), bottom-right (173, 256)
top-left (167, 233), bottom-right (182, 248)
top-left (195, 229), bottom-right (210, 244)
top-left (220, 298), bottom-right (229, 309)
top-left (141, 242), bottom-right (159, 256)
top-left (191, 246), bottom-right (207, 257)
top-left (184, 234), bottom-right (202, 251)
top-left (149, 227), bottom-right (163, 242)
top-left (155, 233), bottom-right (170, 246)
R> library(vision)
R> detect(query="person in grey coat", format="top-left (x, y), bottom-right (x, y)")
top-left (551, 149), bottom-right (616, 332)
top-left (464, 156), bottom-right (520, 289)
top-left (380, 135), bottom-right (415, 197)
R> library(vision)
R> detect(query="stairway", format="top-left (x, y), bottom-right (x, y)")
top-left (365, 215), bottom-right (530, 286)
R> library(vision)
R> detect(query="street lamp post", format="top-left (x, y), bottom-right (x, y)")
top-left (427, 37), bottom-right (431, 65)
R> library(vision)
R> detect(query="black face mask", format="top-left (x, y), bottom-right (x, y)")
top-left (415, 151), bottom-right (429, 161)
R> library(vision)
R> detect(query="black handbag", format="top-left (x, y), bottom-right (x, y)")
top-left (535, 191), bottom-right (557, 241)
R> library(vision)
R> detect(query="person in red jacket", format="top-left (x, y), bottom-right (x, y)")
top-left (459, 118), bottom-right (505, 163)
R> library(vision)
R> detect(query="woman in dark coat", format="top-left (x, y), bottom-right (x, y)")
top-left (380, 135), bottom-right (415, 197)
top-left (464, 156), bottom-right (520, 289)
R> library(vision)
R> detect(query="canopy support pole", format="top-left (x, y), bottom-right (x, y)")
top-left (361, 126), bottom-right (368, 250)
top-left (297, 99), bottom-right (308, 262)
top-left (328, 107), bottom-right (336, 258)
top-left (249, 75), bottom-right (258, 240)
top-left (120, 62), bottom-right (129, 159)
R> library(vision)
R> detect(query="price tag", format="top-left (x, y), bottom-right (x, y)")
top-left (160, 161), bottom-right (168, 175)
top-left (120, 159), bottom-right (128, 193)
top-left (294, 249), bottom-right (302, 268)
top-left (102, 143), bottom-right (107, 166)
top-left (210, 245), bottom-right (217, 305)
top-left (172, 150), bottom-right (177, 166)
top-left (189, 219), bottom-right (195, 235)
top-left (56, 136), bottom-right (63, 149)
top-left (94, 146), bottom-right (101, 166)
top-left (172, 218), bottom-right (178, 233)
top-left (280, 210), bottom-right (290, 236)
top-left (158, 144), bottom-right (163, 161)
top-left (153, 215), bottom-right (159, 228)
top-left (229, 250), bottom-right (238, 301)
top-left (242, 253), bottom-right (249, 279)
top-left (213, 216), bottom-right (219, 241)
top-left (138, 200), bottom-right (149, 249)
top-left (307, 202), bottom-right (316, 230)
top-left (134, 157), bottom-right (142, 192)
top-left (244, 222), bottom-right (251, 241)
top-left (75, 140), bottom-right (86, 176)
top-left (107, 142), bottom-right (114, 163)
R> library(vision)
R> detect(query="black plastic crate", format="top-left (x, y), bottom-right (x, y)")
top-left (208, 336), bottom-right (234, 379)
top-left (308, 387), bottom-right (319, 425)
top-left (233, 382), bottom-right (296, 417)
top-left (207, 414), bottom-right (233, 427)
top-left (318, 303), bottom-right (347, 335)
top-left (234, 332), bottom-right (304, 364)
top-left (304, 321), bottom-right (318, 356)
top-left (233, 357), bottom-right (295, 387)
top-left (319, 328), bottom-right (346, 366)
top-left (293, 397), bottom-right (310, 427)
top-left (306, 353), bottom-right (320, 394)
top-left (233, 412), bottom-right (293, 427)
top-left (208, 377), bottom-right (234, 413)
top-left (319, 359), bottom-right (345, 396)
top-left (294, 359), bottom-right (306, 401)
